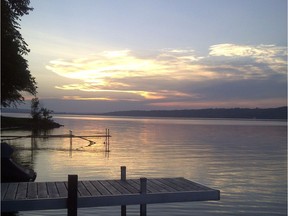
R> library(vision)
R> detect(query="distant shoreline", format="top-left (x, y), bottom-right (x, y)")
top-left (99, 107), bottom-right (287, 120)
top-left (2, 106), bottom-right (287, 120)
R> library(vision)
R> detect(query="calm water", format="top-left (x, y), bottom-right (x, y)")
top-left (2, 114), bottom-right (287, 216)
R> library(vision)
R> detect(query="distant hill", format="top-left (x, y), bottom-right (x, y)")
top-left (2, 107), bottom-right (287, 120)
top-left (100, 107), bottom-right (287, 120)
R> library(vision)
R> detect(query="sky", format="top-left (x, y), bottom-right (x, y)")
top-left (19, 0), bottom-right (287, 113)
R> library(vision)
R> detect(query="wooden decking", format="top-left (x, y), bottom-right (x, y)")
top-left (1, 178), bottom-right (220, 212)
top-left (1, 167), bottom-right (220, 215)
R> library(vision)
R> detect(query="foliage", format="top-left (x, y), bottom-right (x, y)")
top-left (31, 97), bottom-right (54, 122)
top-left (1, 115), bottom-right (62, 130)
top-left (1, 0), bottom-right (37, 107)
top-left (40, 107), bottom-right (54, 121)
top-left (30, 97), bottom-right (41, 120)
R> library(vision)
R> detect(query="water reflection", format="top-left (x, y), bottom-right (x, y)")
top-left (1, 116), bottom-right (287, 215)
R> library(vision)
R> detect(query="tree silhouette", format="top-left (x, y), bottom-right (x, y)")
top-left (31, 97), bottom-right (54, 122)
top-left (1, 0), bottom-right (37, 107)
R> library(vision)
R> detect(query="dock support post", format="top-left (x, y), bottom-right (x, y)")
top-left (68, 175), bottom-right (78, 216)
top-left (69, 130), bottom-right (73, 157)
top-left (105, 129), bottom-right (108, 152)
top-left (107, 129), bottom-right (110, 152)
top-left (69, 130), bottom-right (73, 148)
top-left (121, 206), bottom-right (126, 216)
top-left (121, 166), bottom-right (127, 216)
top-left (140, 178), bottom-right (147, 216)
top-left (121, 166), bottom-right (126, 181)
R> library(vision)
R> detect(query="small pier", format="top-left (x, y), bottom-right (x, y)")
top-left (1, 128), bottom-right (112, 152)
top-left (1, 166), bottom-right (220, 216)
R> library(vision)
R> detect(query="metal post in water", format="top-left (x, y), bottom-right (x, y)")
top-left (107, 129), bottom-right (110, 152)
top-left (105, 128), bottom-right (107, 152)
top-left (69, 130), bottom-right (73, 156)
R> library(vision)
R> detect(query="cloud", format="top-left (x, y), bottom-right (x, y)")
top-left (56, 83), bottom-right (193, 101)
top-left (209, 44), bottom-right (286, 58)
top-left (46, 44), bottom-right (287, 109)
top-left (209, 44), bottom-right (287, 75)
top-left (62, 96), bottom-right (116, 101)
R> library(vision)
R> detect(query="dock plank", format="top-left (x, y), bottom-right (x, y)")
top-left (37, 182), bottom-right (48, 198)
top-left (108, 180), bottom-right (132, 194)
top-left (151, 179), bottom-right (178, 192)
top-left (47, 182), bottom-right (59, 198)
top-left (27, 182), bottom-right (37, 199)
top-left (147, 179), bottom-right (168, 193)
top-left (4, 183), bottom-right (18, 200)
top-left (168, 178), bottom-right (207, 191)
top-left (116, 180), bottom-right (139, 194)
top-left (78, 181), bottom-right (91, 197)
top-left (128, 179), bottom-right (155, 193)
top-left (56, 182), bottom-right (67, 197)
top-left (178, 178), bottom-right (212, 190)
top-left (16, 183), bottom-right (27, 200)
top-left (162, 178), bottom-right (191, 191)
top-left (1, 183), bottom-right (9, 200)
top-left (99, 180), bottom-right (121, 195)
top-left (82, 181), bottom-right (102, 196)
top-left (90, 180), bottom-right (112, 195)
top-left (125, 179), bottom-right (141, 192)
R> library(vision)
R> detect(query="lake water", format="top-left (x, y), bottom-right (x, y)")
top-left (1, 114), bottom-right (287, 216)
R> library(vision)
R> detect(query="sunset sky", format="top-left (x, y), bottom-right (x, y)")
top-left (19, 0), bottom-right (287, 113)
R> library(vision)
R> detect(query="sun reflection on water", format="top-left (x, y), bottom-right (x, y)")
top-left (2, 115), bottom-right (286, 216)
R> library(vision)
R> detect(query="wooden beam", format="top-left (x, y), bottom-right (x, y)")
top-left (121, 166), bottom-right (127, 216)
top-left (140, 178), bottom-right (147, 216)
top-left (121, 205), bottom-right (127, 216)
top-left (121, 166), bottom-right (126, 181)
top-left (67, 175), bottom-right (78, 216)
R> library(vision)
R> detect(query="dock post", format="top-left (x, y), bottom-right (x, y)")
top-left (121, 166), bottom-right (127, 216)
top-left (69, 130), bottom-right (73, 148)
top-left (67, 175), bottom-right (78, 216)
top-left (140, 178), bottom-right (147, 216)
top-left (121, 205), bottom-right (126, 216)
top-left (107, 129), bottom-right (110, 152)
top-left (105, 128), bottom-right (107, 151)
top-left (121, 166), bottom-right (126, 181)
top-left (69, 130), bottom-right (73, 157)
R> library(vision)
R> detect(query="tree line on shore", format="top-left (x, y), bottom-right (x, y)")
top-left (101, 107), bottom-right (287, 119)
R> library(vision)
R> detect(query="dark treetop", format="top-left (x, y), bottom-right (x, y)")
top-left (1, 0), bottom-right (37, 107)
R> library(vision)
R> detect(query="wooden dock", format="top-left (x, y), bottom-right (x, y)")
top-left (1, 129), bottom-right (112, 151)
top-left (1, 167), bottom-right (220, 215)
top-left (0, 129), bottom-right (111, 140)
